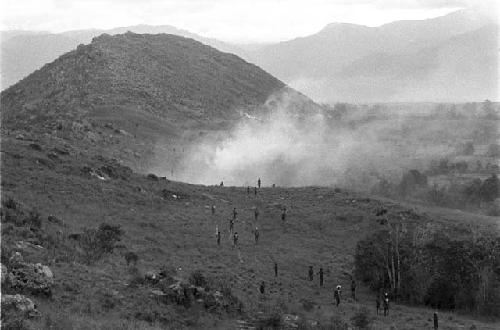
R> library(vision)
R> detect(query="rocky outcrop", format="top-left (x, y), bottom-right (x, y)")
top-left (1, 294), bottom-right (40, 318)
top-left (6, 256), bottom-right (54, 297)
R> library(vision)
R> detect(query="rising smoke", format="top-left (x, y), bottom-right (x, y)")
top-left (154, 91), bottom-right (458, 188)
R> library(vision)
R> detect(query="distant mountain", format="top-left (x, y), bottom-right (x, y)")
top-left (0, 25), bottom-right (242, 89)
top-left (245, 9), bottom-right (498, 102)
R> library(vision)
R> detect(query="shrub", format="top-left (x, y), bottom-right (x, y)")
top-left (124, 251), bottom-right (139, 266)
top-left (189, 270), bottom-right (207, 288)
top-left (350, 307), bottom-right (372, 330)
top-left (26, 210), bottom-right (42, 230)
top-left (80, 223), bottom-right (123, 264)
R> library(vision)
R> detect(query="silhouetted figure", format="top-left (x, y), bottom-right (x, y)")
top-left (272, 184), bottom-right (275, 188)
top-left (274, 262), bottom-right (278, 277)
top-left (254, 208), bottom-right (259, 221)
top-left (318, 268), bottom-right (324, 287)
top-left (254, 187), bottom-right (257, 196)
top-left (281, 207), bottom-right (287, 223)
top-left (376, 296), bottom-right (381, 315)
top-left (383, 292), bottom-right (389, 316)
top-left (247, 186), bottom-right (250, 195)
top-left (351, 279), bottom-right (356, 300)
top-left (233, 232), bottom-right (239, 247)
top-left (334, 285), bottom-right (341, 307)
top-left (258, 178), bottom-right (261, 188)
top-left (308, 266), bottom-right (314, 281)
top-left (216, 228), bottom-right (221, 246)
top-left (211, 205), bottom-right (216, 215)
top-left (260, 281), bottom-right (265, 294)
top-left (232, 207), bottom-right (238, 220)
top-left (229, 218), bottom-right (234, 234)
top-left (433, 312), bottom-right (439, 329)
top-left (220, 181), bottom-right (224, 187)
top-left (254, 226), bottom-right (259, 244)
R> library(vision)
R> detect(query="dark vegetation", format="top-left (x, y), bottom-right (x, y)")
top-left (355, 222), bottom-right (500, 317)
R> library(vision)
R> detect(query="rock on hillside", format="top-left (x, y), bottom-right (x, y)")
top-left (1, 32), bottom-right (286, 131)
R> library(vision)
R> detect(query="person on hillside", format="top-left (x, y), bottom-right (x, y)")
top-left (254, 186), bottom-right (257, 196)
top-left (308, 266), bottom-right (314, 281)
top-left (232, 207), bottom-right (238, 220)
top-left (274, 262), bottom-right (278, 277)
top-left (334, 285), bottom-right (341, 307)
top-left (220, 181), bottom-right (224, 187)
top-left (233, 232), bottom-right (239, 247)
top-left (260, 281), bottom-right (265, 294)
top-left (376, 295), bottom-right (381, 315)
top-left (247, 186), bottom-right (250, 195)
top-left (254, 208), bottom-right (259, 221)
top-left (258, 178), bottom-right (261, 188)
top-left (433, 311), bottom-right (438, 330)
top-left (351, 279), bottom-right (356, 300)
top-left (216, 227), bottom-right (221, 246)
top-left (281, 207), bottom-right (287, 223)
top-left (211, 205), bottom-right (216, 215)
top-left (254, 226), bottom-right (260, 244)
top-left (383, 292), bottom-right (389, 316)
top-left (229, 218), bottom-right (234, 234)
top-left (318, 268), bottom-right (324, 287)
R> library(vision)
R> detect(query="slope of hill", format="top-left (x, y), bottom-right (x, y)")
top-left (0, 25), bottom-right (242, 89)
top-left (1, 129), bottom-right (498, 329)
top-left (245, 9), bottom-right (497, 102)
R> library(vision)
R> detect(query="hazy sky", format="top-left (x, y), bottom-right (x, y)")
top-left (0, 0), bottom-right (496, 42)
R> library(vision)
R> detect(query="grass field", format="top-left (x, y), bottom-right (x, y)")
top-left (1, 131), bottom-right (499, 329)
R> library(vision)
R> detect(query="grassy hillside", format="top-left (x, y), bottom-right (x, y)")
top-left (1, 132), bottom-right (498, 329)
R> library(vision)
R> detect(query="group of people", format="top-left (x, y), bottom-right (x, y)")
top-left (213, 178), bottom-right (395, 318)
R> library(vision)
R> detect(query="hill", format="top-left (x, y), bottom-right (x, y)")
top-left (245, 9), bottom-right (498, 102)
top-left (1, 32), bottom-right (302, 170)
top-left (0, 25), bottom-right (242, 89)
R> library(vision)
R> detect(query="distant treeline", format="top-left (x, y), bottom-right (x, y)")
top-left (355, 222), bottom-right (500, 317)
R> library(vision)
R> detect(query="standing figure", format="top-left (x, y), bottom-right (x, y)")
top-left (254, 226), bottom-right (260, 244)
top-left (281, 207), bottom-right (286, 223)
top-left (258, 178), bottom-right (261, 188)
top-left (247, 186), bottom-right (250, 195)
top-left (220, 181), bottom-right (224, 187)
top-left (351, 279), bottom-right (356, 300)
top-left (334, 285), bottom-right (341, 307)
top-left (233, 232), bottom-right (239, 247)
top-left (259, 281), bottom-right (265, 294)
top-left (216, 228), bottom-right (221, 246)
top-left (229, 218), bottom-right (234, 234)
top-left (211, 205), bottom-right (216, 215)
top-left (383, 292), bottom-right (389, 316)
top-left (254, 208), bottom-right (259, 221)
top-left (433, 312), bottom-right (438, 330)
top-left (232, 207), bottom-right (238, 220)
top-left (376, 295), bottom-right (381, 315)
top-left (308, 266), bottom-right (314, 281)
top-left (318, 268), bottom-right (324, 287)
top-left (274, 262), bottom-right (278, 277)
top-left (254, 187), bottom-right (257, 196)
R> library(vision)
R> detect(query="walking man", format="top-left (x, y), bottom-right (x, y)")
top-left (433, 312), bottom-right (438, 330)
top-left (383, 292), bottom-right (389, 316)
top-left (247, 186), bottom-right (250, 195)
top-left (376, 295), bottom-right (381, 315)
top-left (258, 178), bottom-right (261, 188)
top-left (229, 218), bottom-right (234, 234)
top-left (334, 285), bottom-right (341, 307)
top-left (216, 227), bottom-right (221, 246)
top-left (274, 262), bottom-right (278, 277)
top-left (254, 226), bottom-right (260, 244)
top-left (211, 205), bottom-right (216, 215)
top-left (232, 207), bottom-right (238, 220)
top-left (259, 281), bottom-right (265, 294)
top-left (281, 207), bottom-right (286, 223)
top-left (351, 279), bottom-right (356, 300)
top-left (318, 268), bottom-right (324, 287)
top-left (233, 232), bottom-right (239, 247)
top-left (308, 266), bottom-right (314, 281)
top-left (254, 208), bottom-right (259, 221)
top-left (254, 186), bottom-right (257, 196)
